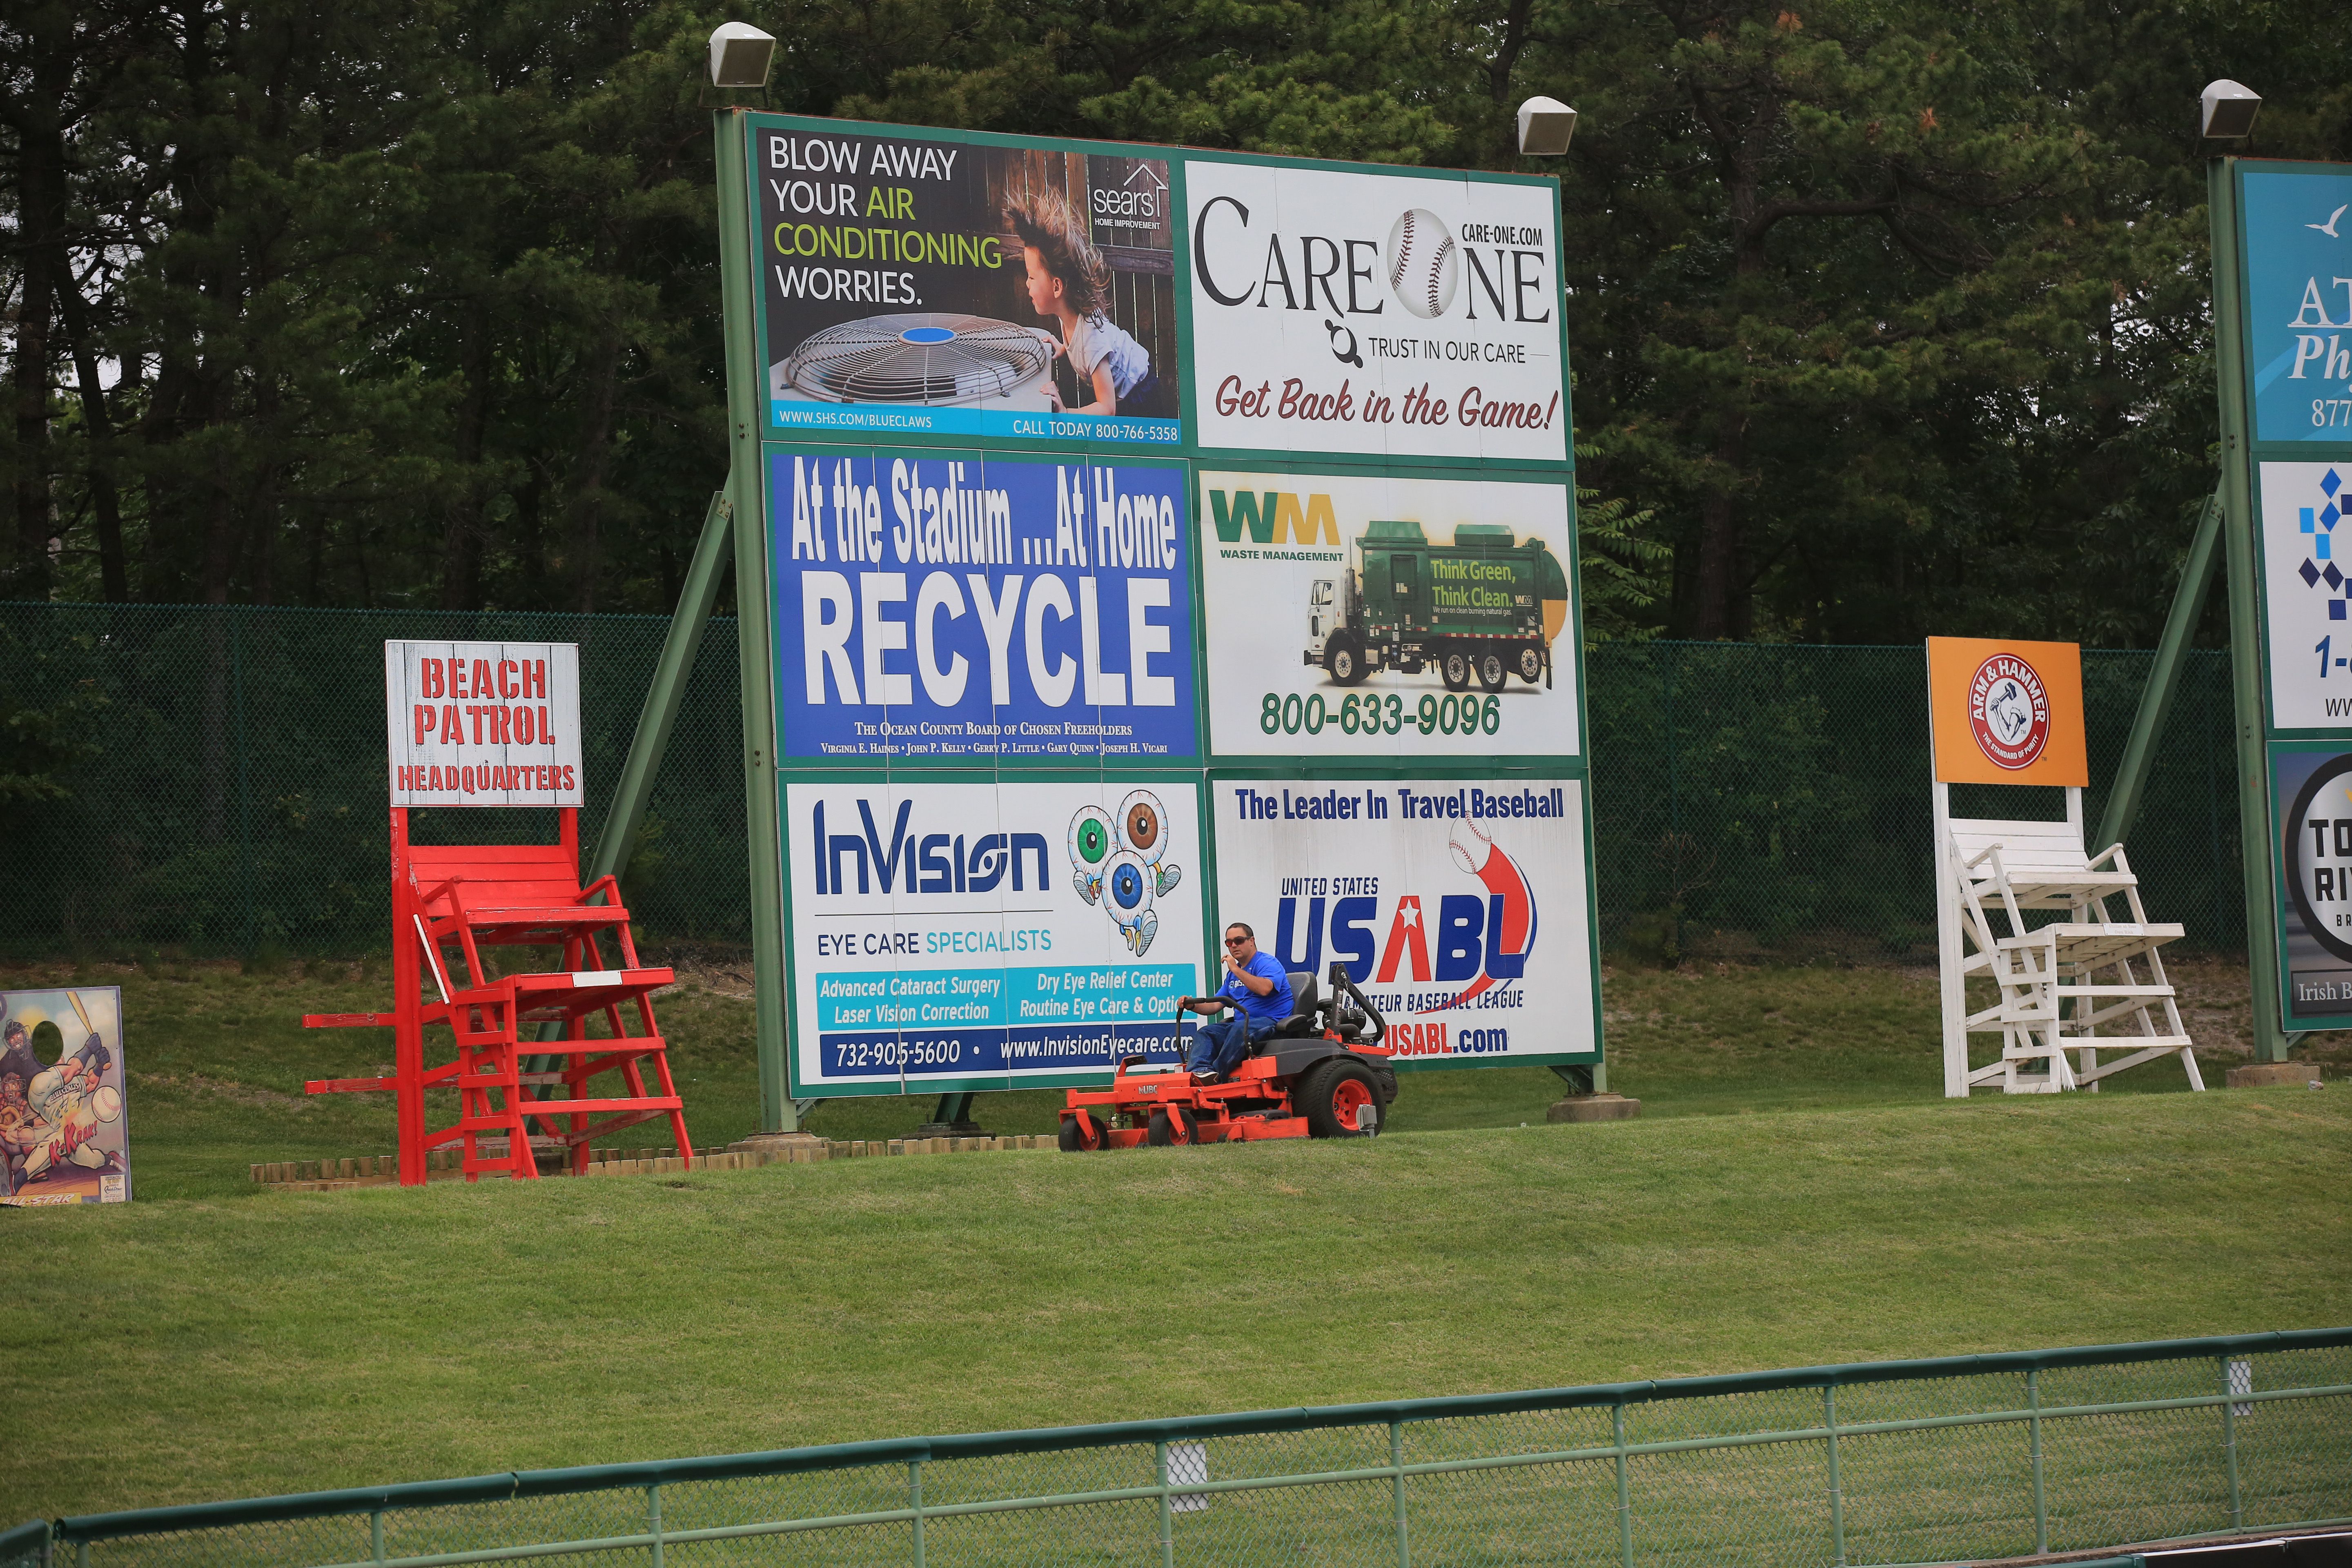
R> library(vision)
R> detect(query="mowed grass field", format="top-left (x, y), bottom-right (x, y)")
top-left (6, 952), bottom-right (2348, 1527)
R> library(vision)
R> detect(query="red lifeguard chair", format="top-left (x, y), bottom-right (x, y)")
top-left (304, 641), bottom-right (692, 1184)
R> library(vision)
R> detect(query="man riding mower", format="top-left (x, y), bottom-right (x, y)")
top-left (1057, 928), bottom-right (1400, 1150)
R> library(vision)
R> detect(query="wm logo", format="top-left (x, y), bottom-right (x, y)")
top-left (1207, 489), bottom-right (1340, 546)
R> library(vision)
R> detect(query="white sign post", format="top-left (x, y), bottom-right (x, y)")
top-left (383, 641), bottom-right (584, 807)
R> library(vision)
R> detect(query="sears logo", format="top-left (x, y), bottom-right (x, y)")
top-left (1270, 820), bottom-right (1535, 1024)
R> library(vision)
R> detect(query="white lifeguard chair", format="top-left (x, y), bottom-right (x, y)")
top-left (1927, 638), bottom-right (2204, 1097)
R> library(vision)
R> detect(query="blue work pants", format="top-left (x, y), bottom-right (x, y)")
top-left (1185, 1011), bottom-right (1267, 1076)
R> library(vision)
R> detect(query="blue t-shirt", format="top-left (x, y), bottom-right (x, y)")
top-left (1218, 951), bottom-right (1296, 1028)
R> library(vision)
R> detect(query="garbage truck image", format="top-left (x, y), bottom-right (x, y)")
top-left (1304, 520), bottom-right (1570, 693)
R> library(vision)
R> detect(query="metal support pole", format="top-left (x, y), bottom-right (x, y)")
top-left (647, 1486), bottom-right (664, 1568)
top-left (1613, 1403), bottom-right (1634, 1568)
top-left (2097, 490), bottom-right (2225, 854)
top-left (1391, 1420), bottom-right (1410, 1568)
top-left (2028, 1368), bottom-right (2047, 1555)
top-left (2221, 1357), bottom-right (2243, 1529)
top-left (2208, 156), bottom-right (2292, 1066)
top-left (909, 1461), bottom-right (926, 1568)
top-left (1823, 1385), bottom-right (1846, 1567)
top-left (370, 1510), bottom-right (385, 1564)
top-left (527, 490), bottom-right (735, 1076)
top-left (714, 108), bottom-right (797, 1129)
top-left (1156, 1440), bottom-right (1174, 1568)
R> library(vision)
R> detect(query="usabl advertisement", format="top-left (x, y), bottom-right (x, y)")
top-left (769, 449), bottom-right (1196, 760)
top-left (784, 780), bottom-right (1207, 1092)
top-left (1185, 159), bottom-right (1568, 463)
top-left (1212, 778), bottom-right (1596, 1063)
top-left (1196, 469), bottom-right (1577, 759)
top-left (755, 121), bottom-right (1178, 444)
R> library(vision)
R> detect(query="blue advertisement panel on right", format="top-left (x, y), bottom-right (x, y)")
top-left (2243, 168), bottom-right (2352, 442)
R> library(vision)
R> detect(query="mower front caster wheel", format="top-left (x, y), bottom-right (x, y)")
top-left (1059, 1113), bottom-right (1107, 1152)
top-left (1147, 1107), bottom-right (1199, 1146)
top-left (1299, 1059), bottom-right (1384, 1138)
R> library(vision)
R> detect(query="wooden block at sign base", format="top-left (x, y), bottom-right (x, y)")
top-left (1547, 1094), bottom-right (1642, 1123)
top-left (2225, 1062), bottom-right (2323, 1089)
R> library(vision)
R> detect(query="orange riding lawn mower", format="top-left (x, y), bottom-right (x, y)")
top-left (1057, 962), bottom-right (1399, 1150)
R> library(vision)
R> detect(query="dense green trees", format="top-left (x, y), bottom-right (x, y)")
top-left (3, 0), bottom-right (2347, 639)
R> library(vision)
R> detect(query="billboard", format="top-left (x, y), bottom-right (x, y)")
top-left (1211, 778), bottom-right (1596, 1065)
top-left (784, 779), bottom-right (1207, 1093)
top-left (1197, 468), bottom-right (1577, 758)
top-left (770, 449), bottom-right (1196, 760)
top-left (2239, 169), bottom-right (2352, 443)
top-left (2259, 461), bottom-right (2352, 730)
top-left (1, 987), bottom-right (128, 1205)
top-left (755, 122), bottom-right (1179, 445)
top-left (385, 641), bottom-right (583, 806)
top-left (2270, 743), bottom-right (2352, 1030)
top-left (1185, 159), bottom-right (1567, 463)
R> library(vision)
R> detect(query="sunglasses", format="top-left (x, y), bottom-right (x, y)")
top-left (1223, 935), bottom-right (1251, 947)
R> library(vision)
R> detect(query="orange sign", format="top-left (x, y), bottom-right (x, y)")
top-left (1925, 637), bottom-right (2087, 786)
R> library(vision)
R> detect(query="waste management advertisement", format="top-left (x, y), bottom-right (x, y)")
top-left (1211, 779), bottom-right (1597, 1065)
top-left (756, 122), bottom-right (1178, 445)
top-left (785, 780), bottom-right (1208, 1093)
top-left (1196, 468), bottom-right (1577, 758)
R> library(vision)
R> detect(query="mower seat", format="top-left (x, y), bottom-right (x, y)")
top-left (1264, 972), bottom-right (1322, 1042)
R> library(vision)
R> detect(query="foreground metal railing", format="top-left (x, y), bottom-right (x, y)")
top-left (13, 1329), bottom-right (2350, 1568)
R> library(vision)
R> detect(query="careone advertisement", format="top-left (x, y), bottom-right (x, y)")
top-left (784, 780), bottom-right (1206, 1092)
top-left (754, 119), bottom-right (1178, 445)
top-left (1198, 470), bottom-right (1577, 759)
top-left (1213, 778), bottom-right (1596, 1065)
top-left (770, 450), bottom-right (1196, 760)
top-left (2272, 745), bottom-right (2352, 1029)
top-left (1185, 159), bottom-right (1568, 463)
top-left (2240, 169), bottom-right (2352, 443)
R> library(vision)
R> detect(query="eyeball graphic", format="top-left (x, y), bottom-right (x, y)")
top-left (1102, 850), bottom-right (1160, 956)
top-left (1069, 805), bottom-right (1116, 903)
top-left (1117, 791), bottom-right (1164, 860)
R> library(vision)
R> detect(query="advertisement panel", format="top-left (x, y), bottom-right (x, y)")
top-left (384, 641), bottom-right (583, 807)
top-left (770, 448), bottom-right (1195, 760)
top-left (2259, 461), bottom-right (2352, 730)
top-left (1185, 160), bottom-right (1567, 463)
top-left (2269, 742), bottom-right (2352, 1030)
top-left (1211, 777), bottom-right (1597, 1065)
top-left (1197, 468), bottom-right (1577, 758)
top-left (784, 779), bottom-right (1207, 1094)
top-left (1, 987), bottom-right (128, 1205)
top-left (2240, 169), bottom-right (2352, 443)
top-left (1922, 636), bottom-right (2088, 786)
top-left (754, 121), bottom-right (1178, 445)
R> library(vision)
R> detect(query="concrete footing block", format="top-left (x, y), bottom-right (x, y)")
top-left (1547, 1093), bottom-right (1641, 1123)
top-left (2225, 1062), bottom-right (2322, 1089)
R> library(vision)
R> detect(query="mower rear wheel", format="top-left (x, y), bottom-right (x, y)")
top-left (1299, 1058), bottom-right (1383, 1138)
top-left (1146, 1106), bottom-right (1198, 1146)
top-left (1059, 1112), bottom-right (1107, 1152)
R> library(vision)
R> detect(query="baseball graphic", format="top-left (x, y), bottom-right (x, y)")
top-left (1388, 208), bottom-right (1458, 320)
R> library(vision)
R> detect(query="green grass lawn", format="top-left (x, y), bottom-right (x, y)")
top-left (6, 952), bottom-right (2347, 1526)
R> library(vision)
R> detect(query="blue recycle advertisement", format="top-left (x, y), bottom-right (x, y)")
top-left (768, 448), bottom-right (1196, 761)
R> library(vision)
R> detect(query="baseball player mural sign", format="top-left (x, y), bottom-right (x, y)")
top-left (782, 779), bottom-right (1208, 1092)
top-left (1211, 779), bottom-right (1597, 1065)
top-left (0, 987), bottom-right (128, 1205)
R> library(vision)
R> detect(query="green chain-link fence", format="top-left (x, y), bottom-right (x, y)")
top-left (10, 1330), bottom-right (2349, 1567)
top-left (0, 602), bottom-right (2246, 960)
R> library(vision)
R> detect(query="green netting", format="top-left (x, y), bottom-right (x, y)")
top-left (0, 603), bottom-right (2245, 958)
